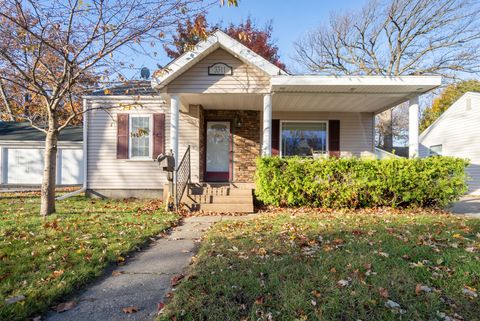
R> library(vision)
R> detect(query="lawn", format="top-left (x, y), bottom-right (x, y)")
top-left (0, 192), bottom-right (179, 321)
top-left (158, 209), bottom-right (480, 321)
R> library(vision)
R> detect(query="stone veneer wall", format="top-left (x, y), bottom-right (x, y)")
top-left (200, 109), bottom-right (260, 182)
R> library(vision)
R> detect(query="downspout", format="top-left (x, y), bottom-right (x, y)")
top-left (56, 98), bottom-right (88, 200)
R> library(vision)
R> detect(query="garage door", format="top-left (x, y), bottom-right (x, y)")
top-left (3, 148), bottom-right (83, 185)
top-left (6, 148), bottom-right (44, 184)
top-left (59, 149), bottom-right (84, 184)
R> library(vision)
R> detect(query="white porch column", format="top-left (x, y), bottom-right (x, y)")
top-left (170, 94), bottom-right (180, 168)
top-left (262, 94), bottom-right (272, 156)
top-left (408, 95), bottom-right (420, 158)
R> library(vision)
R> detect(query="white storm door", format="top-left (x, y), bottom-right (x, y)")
top-left (205, 121), bottom-right (231, 181)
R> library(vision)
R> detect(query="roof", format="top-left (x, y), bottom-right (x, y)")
top-left (89, 80), bottom-right (157, 96)
top-left (270, 75), bottom-right (442, 94)
top-left (420, 91), bottom-right (480, 140)
top-left (0, 122), bottom-right (83, 142)
top-left (152, 29), bottom-right (287, 89)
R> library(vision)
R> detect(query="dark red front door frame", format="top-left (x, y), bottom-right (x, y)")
top-left (204, 119), bottom-right (233, 182)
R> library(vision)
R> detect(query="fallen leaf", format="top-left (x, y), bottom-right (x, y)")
top-left (255, 296), bottom-right (265, 305)
top-left (378, 287), bottom-right (389, 298)
top-left (463, 286), bottom-right (478, 298)
top-left (122, 306), bottom-right (139, 314)
top-left (116, 256), bottom-right (126, 266)
top-left (52, 270), bottom-right (64, 278)
top-left (384, 299), bottom-right (400, 309)
top-left (55, 301), bottom-right (76, 313)
top-left (170, 274), bottom-right (185, 287)
top-left (157, 301), bottom-right (165, 313)
top-left (5, 295), bottom-right (25, 305)
top-left (415, 283), bottom-right (422, 295)
top-left (111, 270), bottom-right (124, 277)
top-left (337, 278), bottom-right (351, 287)
top-left (311, 290), bottom-right (321, 298)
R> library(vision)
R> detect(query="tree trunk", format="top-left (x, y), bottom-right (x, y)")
top-left (382, 109), bottom-right (393, 152)
top-left (40, 126), bottom-right (59, 216)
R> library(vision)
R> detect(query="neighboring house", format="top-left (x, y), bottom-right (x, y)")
top-left (420, 92), bottom-right (480, 195)
top-left (0, 122), bottom-right (83, 186)
top-left (83, 30), bottom-right (441, 205)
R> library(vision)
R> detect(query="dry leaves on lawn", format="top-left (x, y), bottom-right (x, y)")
top-left (378, 287), bottom-right (389, 298)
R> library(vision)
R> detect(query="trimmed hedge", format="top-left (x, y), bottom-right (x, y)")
top-left (255, 156), bottom-right (469, 208)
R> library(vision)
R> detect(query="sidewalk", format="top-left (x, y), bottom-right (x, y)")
top-left (46, 215), bottom-right (255, 321)
top-left (449, 196), bottom-right (480, 219)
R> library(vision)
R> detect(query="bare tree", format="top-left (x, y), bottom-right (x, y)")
top-left (0, 0), bottom-right (236, 216)
top-left (294, 0), bottom-right (480, 149)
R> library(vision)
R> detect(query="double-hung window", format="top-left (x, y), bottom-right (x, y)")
top-left (280, 121), bottom-right (328, 157)
top-left (129, 115), bottom-right (152, 159)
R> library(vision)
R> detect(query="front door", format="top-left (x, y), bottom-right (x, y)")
top-left (205, 121), bottom-right (231, 181)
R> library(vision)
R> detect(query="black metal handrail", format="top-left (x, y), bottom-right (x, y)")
top-left (175, 145), bottom-right (191, 210)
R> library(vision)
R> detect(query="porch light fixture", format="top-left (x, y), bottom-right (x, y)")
top-left (234, 113), bottom-right (242, 128)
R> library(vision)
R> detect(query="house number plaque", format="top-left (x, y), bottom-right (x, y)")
top-left (208, 63), bottom-right (233, 75)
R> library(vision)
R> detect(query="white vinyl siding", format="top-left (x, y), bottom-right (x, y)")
top-left (272, 111), bottom-right (375, 157)
top-left (419, 93), bottom-right (480, 195)
top-left (86, 97), bottom-right (201, 190)
top-left (167, 48), bottom-right (270, 94)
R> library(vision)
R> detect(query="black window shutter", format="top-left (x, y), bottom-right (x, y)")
top-left (117, 114), bottom-right (129, 159)
top-left (271, 119), bottom-right (280, 156)
top-left (328, 120), bottom-right (340, 157)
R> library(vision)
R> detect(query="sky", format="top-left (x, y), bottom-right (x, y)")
top-left (205, 0), bottom-right (367, 72)
top-left (126, 0), bottom-right (368, 79)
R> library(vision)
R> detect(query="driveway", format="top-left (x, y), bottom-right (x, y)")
top-left (449, 196), bottom-right (480, 218)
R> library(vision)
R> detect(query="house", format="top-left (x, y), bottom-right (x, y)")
top-left (83, 30), bottom-right (441, 211)
top-left (420, 92), bottom-right (480, 195)
top-left (0, 122), bottom-right (83, 186)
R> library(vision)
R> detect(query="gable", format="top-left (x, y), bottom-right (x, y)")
top-left (165, 48), bottom-right (271, 94)
top-left (420, 92), bottom-right (480, 141)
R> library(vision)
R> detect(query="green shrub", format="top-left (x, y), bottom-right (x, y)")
top-left (255, 156), bottom-right (469, 208)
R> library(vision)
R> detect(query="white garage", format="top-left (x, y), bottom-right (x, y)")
top-left (0, 122), bottom-right (83, 186)
top-left (419, 92), bottom-right (480, 195)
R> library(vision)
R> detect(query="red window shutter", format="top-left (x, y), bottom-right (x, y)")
top-left (117, 113), bottom-right (129, 159)
top-left (153, 113), bottom-right (165, 159)
top-left (328, 120), bottom-right (340, 157)
top-left (271, 119), bottom-right (280, 156)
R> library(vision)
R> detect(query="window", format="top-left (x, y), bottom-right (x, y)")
top-left (129, 115), bottom-right (152, 159)
top-left (429, 144), bottom-right (442, 156)
top-left (280, 121), bottom-right (328, 157)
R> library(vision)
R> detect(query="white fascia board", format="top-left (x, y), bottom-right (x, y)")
top-left (214, 30), bottom-right (286, 77)
top-left (151, 30), bottom-right (286, 90)
top-left (271, 75), bottom-right (442, 90)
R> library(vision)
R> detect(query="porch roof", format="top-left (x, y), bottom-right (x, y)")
top-left (176, 75), bottom-right (441, 113)
top-left (269, 75), bottom-right (442, 113)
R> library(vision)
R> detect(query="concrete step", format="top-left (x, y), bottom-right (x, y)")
top-left (189, 202), bottom-right (254, 213)
top-left (187, 194), bottom-right (252, 204)
top-left (184, 183), bottom-right (255, 213)
top-left (189, 187), bottom-right (253, 196)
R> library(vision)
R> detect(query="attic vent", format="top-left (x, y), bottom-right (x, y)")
top-left (466, 98), bottom-right (472, 111)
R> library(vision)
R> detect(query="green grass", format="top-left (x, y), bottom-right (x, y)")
top-left (158, 209), bottom-right (480, 321)
top-left (0, 192), bottom-right (179, 321)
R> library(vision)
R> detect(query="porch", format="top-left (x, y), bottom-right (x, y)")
top-left (165, 76), bottom-right (441, 185)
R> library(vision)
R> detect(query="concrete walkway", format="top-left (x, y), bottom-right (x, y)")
top-left (46, 215), bottom-right (255, 321)
top-left (449, 196), bottom-right (480, 218)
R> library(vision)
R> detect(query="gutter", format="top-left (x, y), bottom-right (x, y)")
top-left (56, 98), bottom-right (88, 201)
